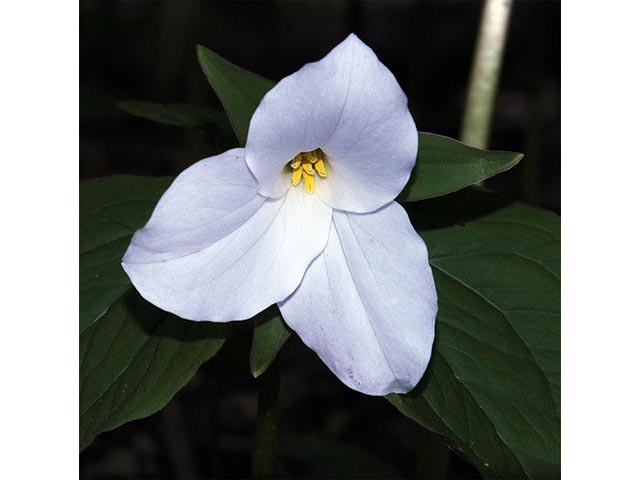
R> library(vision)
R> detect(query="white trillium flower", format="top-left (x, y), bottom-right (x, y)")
top-left (122, 34), bottom-right (438, 396)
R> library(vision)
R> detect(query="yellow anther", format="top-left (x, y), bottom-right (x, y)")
top-left (302, 162), bottom-right (315, 175)
top-left (290, 154), bottom-right (302, 170)
top-left (314, 159), bottom-right (327, 178)
top-left (288, 149), bottom-right (328, 193)
top-left (306, 150), bottom-right (321, 164)
top-left (291, 167), bottom-right (303, 186)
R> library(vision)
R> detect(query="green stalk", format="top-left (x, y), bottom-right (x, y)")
top-left (461, 0), bottom-right (513, 149)
top-left (251, 361), bottom-right (281, 479)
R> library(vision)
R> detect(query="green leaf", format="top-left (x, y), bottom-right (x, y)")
top-left (80, 291), bottom-right (227, 450)
top-left (118, 100), bottom-right (233, 132)
top-left (389, 187), bottom-right (560, 478)
top-left (398, 133), bottom-right (523, 202)
top-left (249, 307), bottom-right (291, 378)
top-left (196, 45), bottom-right (274, 144)
top-left (278, 436), bottom-right (401, 479)
top-left (80, 175), bottom-right (228, 450)
top-left (80, 175), bottom-right (172, 332)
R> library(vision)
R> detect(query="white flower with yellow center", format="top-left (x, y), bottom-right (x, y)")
top-left (122, 34), bottom-right (437, 395)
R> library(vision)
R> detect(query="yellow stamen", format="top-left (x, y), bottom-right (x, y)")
top-left (302, 171), bottom-right (315, 192)
top-left (291, 167), bottom-right (303, 186)
top-left (302, 162), bottom-right (314, 175)
top-left (290, 154), bottom-right (302, 170)
top-left (307, 150), bottom-right (321, 163)
top-left (288, 149), bottom-right (328, 193)
top-left (314, 159), bottom-right (327, 178)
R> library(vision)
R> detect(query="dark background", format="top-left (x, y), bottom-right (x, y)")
top-left (80, 1), bottom-right (560, 478)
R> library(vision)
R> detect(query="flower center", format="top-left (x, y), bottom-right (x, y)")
top-left (289, 149), bottom-right (327, 193)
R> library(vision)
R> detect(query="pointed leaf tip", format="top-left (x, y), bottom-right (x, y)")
top-left (250, 308), bottom-right (291, 378)
top-left (196, 44), bottom-right (275, 145)
top-left (398, 133), bottom-right (524, 202)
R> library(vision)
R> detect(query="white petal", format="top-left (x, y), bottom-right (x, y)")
top-left (123, 179), bottom-right (332, 323)
top-left (124, 148), bottom-right (264, 263)
top-left (245, 34), bottom-right (418, 213)
top-left (278, 202), bottom-right (437, 395)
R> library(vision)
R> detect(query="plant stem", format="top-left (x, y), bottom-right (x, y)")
top-left (251, 360), bottom-right (281, 479)
top-left (460, 0), bottom-right (513, 149)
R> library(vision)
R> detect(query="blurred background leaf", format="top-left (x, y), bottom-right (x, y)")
top-left (117, 101), bottom-right (238, 151)
top-left (118, 101), bottom-right (233, 131)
